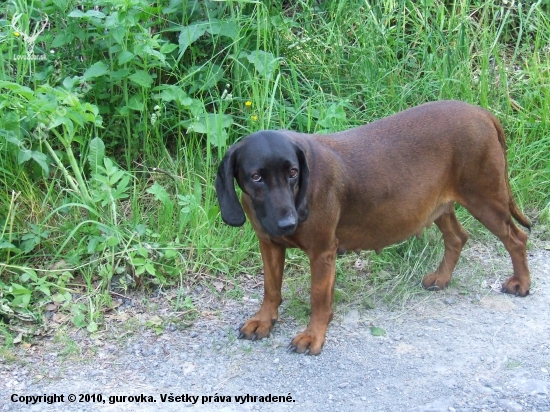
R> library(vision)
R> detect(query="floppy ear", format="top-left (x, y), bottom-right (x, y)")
top-left (215, 146), bottom-right (246, 226)
top-left (294, 142), bottom-right (309, 223)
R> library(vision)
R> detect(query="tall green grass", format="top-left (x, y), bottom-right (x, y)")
top-left (0, 0), bottom-right (549, 331)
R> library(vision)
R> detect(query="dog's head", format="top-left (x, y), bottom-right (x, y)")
top-left (215, 131), bottom-right (309, 237)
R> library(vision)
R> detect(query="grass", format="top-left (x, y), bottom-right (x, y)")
top-left (506, 359), bottom-right (523, 369)
top-left (0, 0), bottom-right (549, 342)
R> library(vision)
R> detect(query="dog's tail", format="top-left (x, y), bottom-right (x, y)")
top-left (493, 116), bottom-right (531, 231)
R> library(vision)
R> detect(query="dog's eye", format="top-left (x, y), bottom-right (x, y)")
top-left (289, 168), bottom-right (298, 179)
top-left (251, 173), bottom-right (262, 182)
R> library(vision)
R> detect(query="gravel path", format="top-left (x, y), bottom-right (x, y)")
top-left (1, 247), bottom-right (549, 412)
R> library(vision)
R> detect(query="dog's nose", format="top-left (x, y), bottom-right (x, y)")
top-left (277, 216), bottom-right (297, 234)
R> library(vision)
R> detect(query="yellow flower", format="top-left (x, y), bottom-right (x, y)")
top-left (251, 115), bottom-right (258, 121)
top-left (245, 101), bottom-right (252, 107)
top-left (14, 31), bottom-right (21, 37)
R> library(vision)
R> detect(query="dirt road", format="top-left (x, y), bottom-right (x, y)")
top-left (2, 247), bottom-right (549, 412)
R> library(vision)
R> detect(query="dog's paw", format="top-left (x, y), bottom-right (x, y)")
top-left (421, 272), bottom-right (451, 291)
top-left (288, 330), bottom-right (325, 355)
top-left (238, 317), bottom-right (276, 341)
top-left (502, 276), bottom-right (530, 297)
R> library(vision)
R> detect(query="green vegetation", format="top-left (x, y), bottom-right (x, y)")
top-left (1, 1), bottom-right (549, 339)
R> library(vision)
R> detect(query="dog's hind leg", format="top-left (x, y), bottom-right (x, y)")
top-left (465, 202), bottom-right (530, 296)
top-left (422, 206), bottom-right (469, 291)
top-left (499, 220), bottom-right (530, 296)
top-left (462, 119), bottom-right (531, 296)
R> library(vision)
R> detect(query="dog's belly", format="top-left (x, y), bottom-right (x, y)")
top-left (335, 224), bottom-right (419, 253)
top-left (335, 201), bottom-right (453, 253)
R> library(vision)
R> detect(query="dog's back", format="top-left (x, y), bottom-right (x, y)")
top-left (314, 100), bottom-right (503, 183)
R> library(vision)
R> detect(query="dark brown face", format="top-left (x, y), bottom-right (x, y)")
top-left (215, 131), bottom-right (309, 237)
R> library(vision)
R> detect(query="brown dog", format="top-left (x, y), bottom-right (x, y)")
top-left (215, 100), bottom-right (531, 355)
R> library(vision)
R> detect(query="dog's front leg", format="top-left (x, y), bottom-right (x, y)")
top-left (239, 238), bottom-right (285, 340)
top-left (290, 242), bottom-right (337, 355)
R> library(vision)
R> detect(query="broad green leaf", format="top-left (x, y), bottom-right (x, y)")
top-left (31, 151), bottom-right (50, 174)
top-left (52, 291), bottom-right (71, 303)
top-left (118, 106), bottom-right (130, 115)
top-left (107, 236), bottom-right (120, 247)
top-left (84, 10), bottom-right (105, 19)
top-left (129, 70), bottom-right (153, 88)
top-left (73, 312), bottom-right (86, 327)
top-left (207, 206), bottom-right (219, 222)
top-left (20, 238), bottom-right (38, 253)
top-left (118, 50), bottom-right (135, 65)
top-left (158, 85), bottom-right (193, 106)
top-left (179, 24), bottom-right (206, 55)
top-left (53, 0), bottom-right (69, 12)
top-left (207, 20), bottom-right (238, 39)
top-left (87, 237), bottom-right (100, 254)
top-left (103, 157), bottom-right (114, 171)
top-left (13, 294), bottom-right (31, 308)
top-left (17, 149), bottom-right (32, 164)
top-left (131, 257), bottom-right (146, 266)
top-left (87, 321), bottom-right (98, 333)
top-left (245, 50), bottom-right (278, 80)
top-left (93, 174), bottom-right (110, 186)
top-left (83, 102), bottom-right (99, 116)
top-left (146, 315), bottom-right (163, 327)
top-left (146, 181), bottom-right (170, 204)
top-left (20, 270), bottom-right (36, 282)
top-left (370, 326), bottom-right (386, 336)
top-left (209, 129), bottom-right (228, 148)
top-left (108, 170), bottom-right (125, 185)
top-left (88, 137), bottom-right (105, 175)
top-left (0, 129), bottom-right (20, 145)
top-left (144, 263), bottom-right (156, 276)
top-left (187, 113), bottom-right (233, 134)
top-left (134, 224), bottom-right (146, 236)
top-left (82, 62), bottom-right (108, 80)
top-left (116, 175), bottom-right (130, 194)
top-left (0, 81), bottom-right (34, 99)
top-left (38, 285), bottom-right (51, 296)
top-left (187, 120), bottom-right (207, 134)
top-left (9, 283), bottom-right (31, 295)
top-left (126, 94), bottom-right (144, 110)
top-left (160, 42), bottom-right (178, 54)
top-left (110, 68), bottom-right (132, 81)
top-left (67, 9), bottom-right (85, 18)
top-left (163, 249), bottom-right (178, 259)
top-left (318, 101), bottom-right (348, 129)
top-left (141, 45), bottom-right (165, 64)
top-left (49, 116), bottom-right (74, 139)
top-left (62, 76), bottom-right (79, 90)
top-left (0, 112), bottom-right (19, 130)
top-left (52, 31), bottom-right (75, 47)
top-left (0, 241), bottom-right (16, 249)
top-left (110, 25), bottom-right (126, 45)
